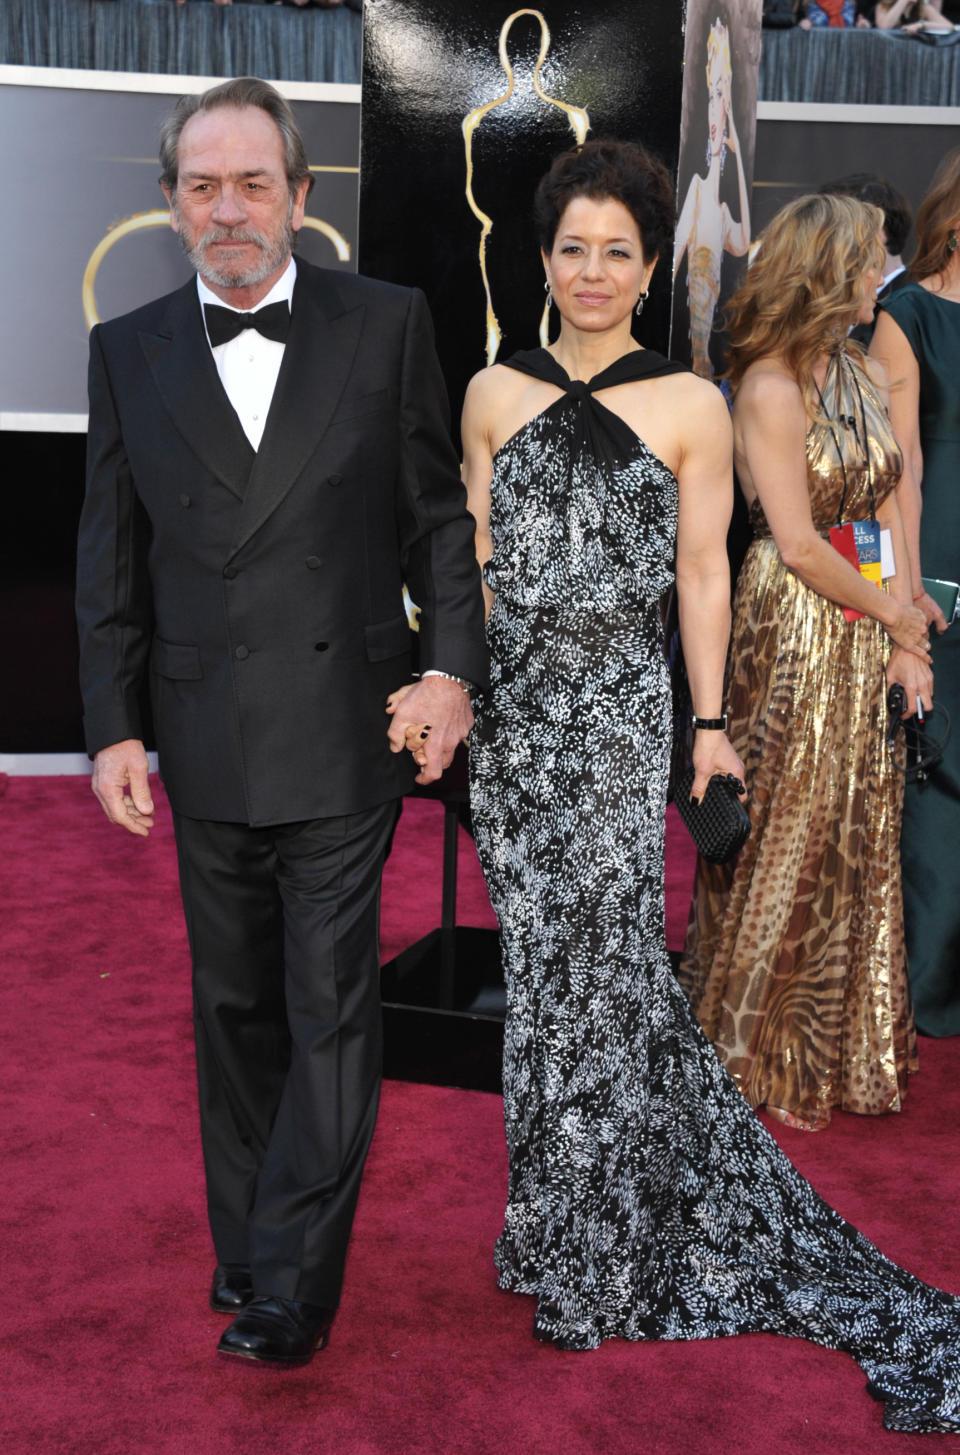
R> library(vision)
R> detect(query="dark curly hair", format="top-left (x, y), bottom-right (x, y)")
top-left (533, 139), bottom-right (675, 263)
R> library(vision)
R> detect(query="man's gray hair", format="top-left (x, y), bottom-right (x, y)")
top-left (158, 77), bottom-right (314, 200)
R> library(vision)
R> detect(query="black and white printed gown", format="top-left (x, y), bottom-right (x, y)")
top-left (468, 348), bottom-right (960, 1435)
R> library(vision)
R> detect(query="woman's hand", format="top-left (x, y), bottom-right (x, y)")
top-left (385, 682), bottom-right (429, 759)
top-left (886, 647), bottom-right (934, 719)
top-left (725, 108), bottom-right (739, 157)
top-left (914, 588), bottom-right (950, 635)
top-left (887, 600), bottom-right (933, 661)
top-left (690, 730), bottom-right (746, 804)
top-left (386, 678), bottom-right (473, 781)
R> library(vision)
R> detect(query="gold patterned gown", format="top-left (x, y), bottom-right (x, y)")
top-left (679, 354), bottom-right (917, 1130)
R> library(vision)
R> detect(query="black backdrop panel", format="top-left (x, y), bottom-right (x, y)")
top-left (358, 0), bottom-right (685, 435)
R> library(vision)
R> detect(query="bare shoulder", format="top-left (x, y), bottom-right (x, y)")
top-left (679, 372), bottom-right (730, 420)
top-left (463, 363), bottom-right (516, 411)
top-left (461, 363), bottom-right (517, 441)
top-left (648, 369), bottom-right (729, 422)
top-left (668, 374), bottom-right (731, 454)
top-left (734, 361), bottom-right (804, 424)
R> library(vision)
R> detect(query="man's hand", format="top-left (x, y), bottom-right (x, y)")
top-left (91, 739), bottom-right (155, 837)
top-left (386, 678), bottom-right (473, 785)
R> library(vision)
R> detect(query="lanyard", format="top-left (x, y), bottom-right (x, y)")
top-left (813, 352), bottom-right (877, 528)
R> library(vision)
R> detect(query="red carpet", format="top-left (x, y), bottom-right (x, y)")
top-left (2, 774), bottom-right (959, 1454)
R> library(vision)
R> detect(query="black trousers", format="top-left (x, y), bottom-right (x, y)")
top-left (172, 801), bottom-right (397, 1308)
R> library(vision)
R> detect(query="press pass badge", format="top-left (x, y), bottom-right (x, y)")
top-left (828, 519), bottom-right (888, 623)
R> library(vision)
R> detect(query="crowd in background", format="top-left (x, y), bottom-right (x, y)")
top-left (765, 0), bottom-right (960, 27)
top-left (138, 0), bottom-right (361, 11)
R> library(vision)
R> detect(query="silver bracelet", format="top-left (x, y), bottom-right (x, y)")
top-left (424, 671), bottom-right (474, 694)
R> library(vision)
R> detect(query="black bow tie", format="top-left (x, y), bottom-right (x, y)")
top-left (204, 300), bottom-right (291, 348)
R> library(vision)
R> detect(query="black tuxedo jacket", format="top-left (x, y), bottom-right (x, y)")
top-left (77, 260), bottom-right (488, 825)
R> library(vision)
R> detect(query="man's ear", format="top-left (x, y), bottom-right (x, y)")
top-left (161, 182), bottom-right (180, 235)
top-left (290, 176), bottom-right (310, 236)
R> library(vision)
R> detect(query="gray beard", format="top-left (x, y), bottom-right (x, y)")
top-left (174, 207), bottom-right (295, 290)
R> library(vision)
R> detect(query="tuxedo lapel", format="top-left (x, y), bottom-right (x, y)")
top-left (230, 264), bottom-right (365, 557)
top-left (138, 282), bottom-right (254, 501)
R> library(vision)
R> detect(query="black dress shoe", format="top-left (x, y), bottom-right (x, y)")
top-left (217, 1296), bottom-right (335, 1366)
top-left (210, 1264), bottom-right (254, 1314)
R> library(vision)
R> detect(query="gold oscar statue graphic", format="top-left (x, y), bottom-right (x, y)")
top-left (463, 9), bottom-right (590, 365)
top-left (82, 211), bottom-right (352, 329)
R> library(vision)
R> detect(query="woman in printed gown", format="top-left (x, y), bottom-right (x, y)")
top-left (391, 144), bottom-right (959, 1433)
top-left (870, 147), bottom-right (960, 1037)
top-left (680, 193), bottom-right (932, 1132)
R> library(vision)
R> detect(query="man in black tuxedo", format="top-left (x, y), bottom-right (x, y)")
top-left (76, 78), bottom-right (488, 1366)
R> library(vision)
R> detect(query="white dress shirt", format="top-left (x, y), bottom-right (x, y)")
top-left (197, 258), bottom-right (296, 451)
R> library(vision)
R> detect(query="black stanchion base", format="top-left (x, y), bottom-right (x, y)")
top-left (382, 1002), bottom-right (504, 1094)
top-left (382, 945), bottom-right (685, 1095)
top-left (381, 925), bottom-right (505, 1092)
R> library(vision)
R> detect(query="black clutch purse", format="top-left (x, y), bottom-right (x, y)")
top-left (675, 770), bottom-right (751, 864)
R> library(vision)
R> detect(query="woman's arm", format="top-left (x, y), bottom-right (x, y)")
top-left (735, 369), bottom-right (930, 656)
top-left (874, 0), bottom-right (913, 26)
top-left (722, 110), bottom-right (751, 259)
top-left (875, 487), bottom-right (934, 715)
top-left (869, 311), bottom-right (948, 631)
top-left (460, 370), bottom-right (498, 622)
top-left (673, 174), bottom-right (698, 276)
top-left (674, 380), bottom-right (746, 800)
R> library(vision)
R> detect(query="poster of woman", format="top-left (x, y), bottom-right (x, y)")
top-left (671, 0), bottom-right (762, 379)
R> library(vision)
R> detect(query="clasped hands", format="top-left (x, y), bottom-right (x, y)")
top-left (386, 677), bottom-right (473, 785)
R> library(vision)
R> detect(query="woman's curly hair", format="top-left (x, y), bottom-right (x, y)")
top-left (910, 147), bottom-right (960, 286)
top-left (534, 139), bottom-right (675, 264)
top-left (725, 193), bottom-right (884, 415)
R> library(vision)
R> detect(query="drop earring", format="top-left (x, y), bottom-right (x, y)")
top-left (948, 231), bottom-right (958, 254)
top-left (544, 279), bottom-right (554, 308)
top-left (635, 289), bottom-right (649, 317)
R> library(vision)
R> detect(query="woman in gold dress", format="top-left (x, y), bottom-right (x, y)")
top-left (679, 194), bottom-right (933, 1131)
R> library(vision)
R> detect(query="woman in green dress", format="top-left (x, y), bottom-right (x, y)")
top-left (871, 148), bottom-right (960, 1037)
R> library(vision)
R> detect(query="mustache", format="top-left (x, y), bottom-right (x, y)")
top-left (196, 227), bottom-right (270, 249)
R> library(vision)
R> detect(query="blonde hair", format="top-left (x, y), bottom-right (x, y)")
top-left (911, 147), bottom-right (960, 285)
top-left (725, 193), bottom-right (884, 414)
top-left (706, 19), bottom-right (732, 92)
